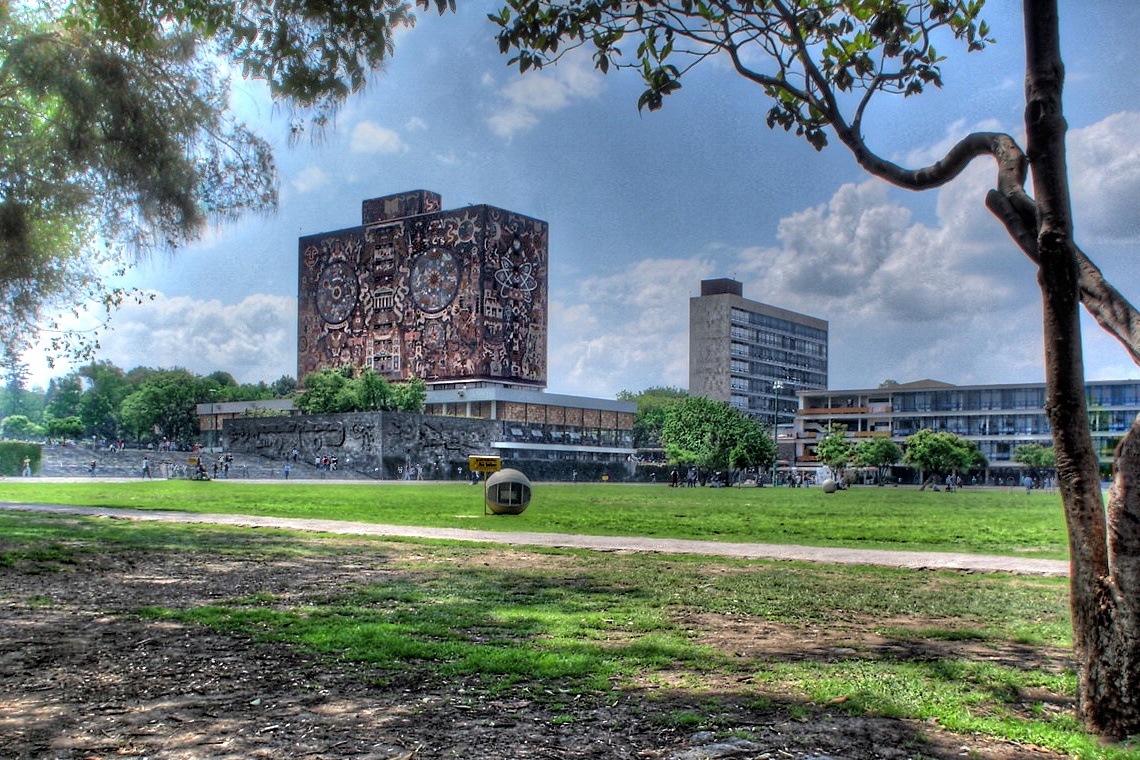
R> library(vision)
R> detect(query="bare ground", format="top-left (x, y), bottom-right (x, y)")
top-left (0, 530), bottom-right (1076, 760)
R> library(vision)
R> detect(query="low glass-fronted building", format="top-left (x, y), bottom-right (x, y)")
top-left (793, 378), bottom-right (1140, 476)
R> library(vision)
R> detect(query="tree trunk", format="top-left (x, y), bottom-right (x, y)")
top-left (1024, 0), bottom-right (1140, 737)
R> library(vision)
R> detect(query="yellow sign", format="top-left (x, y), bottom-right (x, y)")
top-left (469, 455), bottom-right (502, 473)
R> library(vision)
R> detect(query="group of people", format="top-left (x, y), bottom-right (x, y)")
top-left (669, 468), bottom-right (701, 487)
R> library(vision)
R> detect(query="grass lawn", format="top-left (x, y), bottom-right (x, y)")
top-left (3, 512), bottom-right (1131, 758)
top-left (0, 479), bottom-right (1070, 558)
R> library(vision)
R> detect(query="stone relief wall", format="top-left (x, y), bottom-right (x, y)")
top-left (225, 413), bottom-right (500, 479)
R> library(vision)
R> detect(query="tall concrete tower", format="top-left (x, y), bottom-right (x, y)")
top-left (689, 278), bottom-right (828, 426)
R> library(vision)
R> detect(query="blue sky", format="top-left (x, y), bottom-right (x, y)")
top-left (29, 0), bottom-right (1140, 396)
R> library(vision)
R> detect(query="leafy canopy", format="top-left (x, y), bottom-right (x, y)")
top-left (1014, 443), bottom-right (1056, 471)
top-left (903, 428), bottom-right (985, 477)
top-left (617, 385), bottom-right (688, 448)
top-left (814, 423), bottom-right (855, 478)
top-left (296, 368), bottom-right (426, 415)
top-left (660, 395), bottom-right (774, 472)
top-left (853, 435), bottom-right (903, 482)
top-left (0, 0), bottom-right (453, 364)
top-left (492, 0), bottom-right (990, 149)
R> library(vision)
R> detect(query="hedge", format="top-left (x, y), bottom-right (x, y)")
top-left (0, 441), bottom-right (42, 476)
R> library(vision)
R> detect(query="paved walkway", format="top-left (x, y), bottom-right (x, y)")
top-left (0, 501), bottom-right (1069, 577)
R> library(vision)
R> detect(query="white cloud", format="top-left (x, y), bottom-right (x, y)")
top-left (547, 258), bottom-right (714, 396)
top-left (723, 178), bottom-right (1046, 388)
top-left (1068, 111), bottom-right (1140, 244)
top-left (486, 55), bottom-right (604, 139)
top-left (90, 293), bottom-right (297, 384)
top-left (290, 165), bottom-right (331, 193)
top-left (350, 122), bottom-right (408, 154)
top-left (739, 179), bottom-right (1015, 322)
top-left (548, 169), bottom-right (1073, 396)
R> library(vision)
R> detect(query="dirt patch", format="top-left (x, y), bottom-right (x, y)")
top-left (0, 537), bottom-right (1073, 759)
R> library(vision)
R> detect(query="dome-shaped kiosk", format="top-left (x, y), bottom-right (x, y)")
top-left (484, 468), bottom-right (532, 515)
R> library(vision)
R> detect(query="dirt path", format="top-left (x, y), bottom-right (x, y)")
top-left (0, 501), bottom-right (1068, 576)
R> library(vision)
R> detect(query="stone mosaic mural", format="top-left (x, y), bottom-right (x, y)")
top-left (225, 412), bottom-right (500, 478)
top-left (298, 192), bottom-right (548, 386)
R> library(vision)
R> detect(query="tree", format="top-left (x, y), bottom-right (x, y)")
top-left (854, 436), bottom-right (903, 486)
top-left (389, 376), bottom-right (426, 413)
top-left (1015, 443), bottom-right (1057, 481)
top-left (617, 386), bottom-right (689, 449)
top-left (661, 396), bottom-right (775, 475)
top-left (355, 369), bottom-right (393, 411)
top-left (0, 357), bottom-right (45, 422)
top-left (295, 368), bottom-right (425, 414)
top-left (814, 424), bottom-right (855, 481)
top-left (45, 415), bottom-right (85, 441)
top-left (492, 0), bottom-right (1140, 734)
top-left (76, 362), bottom-right (133, 440)
top-left (295, 369), bottom-right (355, 415)
top-left (903, 429), bottom-right (981, 485)
top-left (118, 369), bottom-right (205, 445)
top-left (43, 375), bottom-right (83, 422)
top-left (1, 414), bottom-right (40, 440)
top-left (271, 375), bottom-right (298, 398)
top-left (1, 0), bottom-right (452, 365)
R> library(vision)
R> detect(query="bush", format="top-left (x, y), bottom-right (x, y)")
top-left (0, 441), bottom-right (41, 476)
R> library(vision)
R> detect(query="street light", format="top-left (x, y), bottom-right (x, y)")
top-left (772, 380), bottom-right (784, 485)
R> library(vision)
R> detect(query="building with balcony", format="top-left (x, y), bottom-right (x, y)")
top-left (689, 278), bottom-right (828, 428)
top-left (793, 378), bottom-right (1140, 476)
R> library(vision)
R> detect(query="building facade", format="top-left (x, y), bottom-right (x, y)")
top-left (298, 190), bottom-right (549, 386)
top-left (278, 190), bottom-right (635, 475)
top-left (689, 278), bottom-right (828, 428)
top-left (793, 378), bottom-right (1140, 474)
top-left (424, 384), bottom-right (635, 463)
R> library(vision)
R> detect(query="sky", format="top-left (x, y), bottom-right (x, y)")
top-left (26, 0), bottom-right (1140, 397)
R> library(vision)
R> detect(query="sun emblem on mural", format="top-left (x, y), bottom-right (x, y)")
top-left (315, 261), bottom-right (360, 324)
top-left (494, 239), bottom-right (538, 299)
top-left (410, 247), bottom-right (460, 313)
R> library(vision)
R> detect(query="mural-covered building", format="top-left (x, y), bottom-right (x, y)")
top-left (298, 190), bottom-right (548, 386)
top-left (288, 190), bottom-right (636, 475)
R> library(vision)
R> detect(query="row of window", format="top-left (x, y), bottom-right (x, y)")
top-left (730, 308), bottom-right (827, 342)
top-left (732, 342), bottom-right (828, 363)
top-left (892, 388), bottom-right (1047, 412)
top-left (814, 385), bottom-right (1140, 414)
top-left (508, 449), bottom-right (630, 463)
top-left (892, 414), bottom-right (1052, 437)
top-left (729, 326), bottom-right (828, 356)
top-left (730, 353), bottom-right (828, 376)
top-left (499, 423), bottom-right (633, 447)
top-left (827, 411), bottom-right (1137, 440)
top-left (731, 393), bottom-right (800, 420)
top-left (1087, 385), bottom-right (1140, 407)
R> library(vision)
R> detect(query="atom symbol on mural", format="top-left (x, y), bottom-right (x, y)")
top-left (494, 239), bottom-right (537, 297)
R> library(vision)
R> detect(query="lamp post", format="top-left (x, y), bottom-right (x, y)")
top-left (771, 380), bottom-right (784, 485)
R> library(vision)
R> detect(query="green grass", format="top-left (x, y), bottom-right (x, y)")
top-left (1, 511), bottom-right (1131, 758)
top-left (0, 480), bottom-right (1071, 558)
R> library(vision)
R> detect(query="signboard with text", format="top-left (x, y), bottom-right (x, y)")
top-left (468, 456), bottom-right (502, 473)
